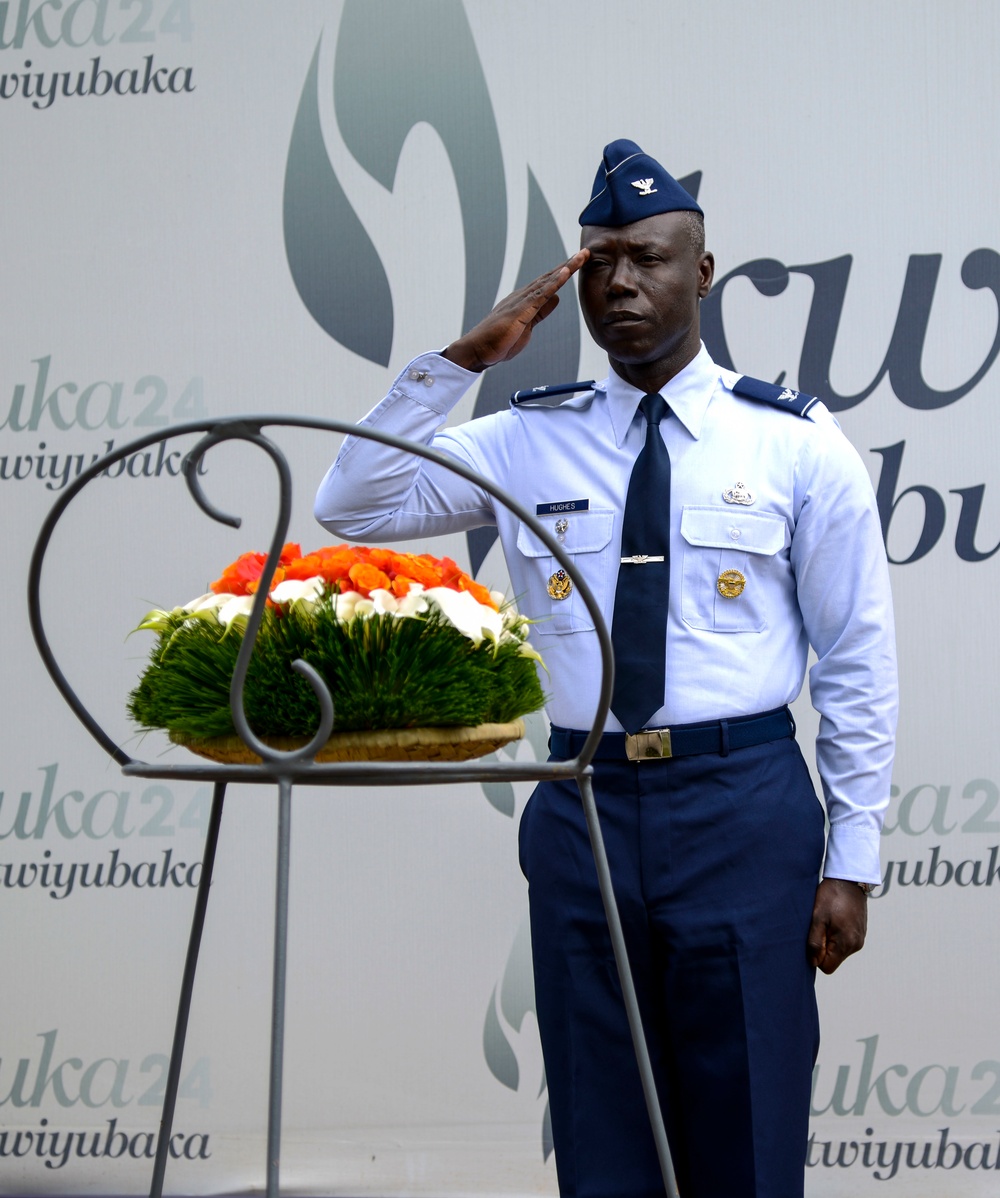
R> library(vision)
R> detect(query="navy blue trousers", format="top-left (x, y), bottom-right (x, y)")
top-left (518, 736), bottom-right (825, 1198)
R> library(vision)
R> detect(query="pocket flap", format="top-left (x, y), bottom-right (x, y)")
top-left (680, 506), bottom-right (786, 555)
top-left (516, 509), bottom-right (615, 558)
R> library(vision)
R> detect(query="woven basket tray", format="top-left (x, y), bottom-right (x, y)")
top-left (170, 721), bottom-right (525, 765)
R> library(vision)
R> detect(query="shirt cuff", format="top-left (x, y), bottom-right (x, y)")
top-left (390, 352), bottom-right (481, 415)
top-left (823, 822), bottom-right (883, 886)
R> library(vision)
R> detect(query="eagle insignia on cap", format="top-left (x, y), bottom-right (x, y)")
top-left (777, 388), bottom-right (799, 402)
top-left (630, 177), bottom-right (657, 197)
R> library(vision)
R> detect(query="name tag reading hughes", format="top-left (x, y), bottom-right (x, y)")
top-left (536, 499), bottom-right (590, 515)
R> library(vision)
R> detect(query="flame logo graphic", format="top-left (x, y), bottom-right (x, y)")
top-left (284, 0), bottom-right (508, 364)
top-left (483, 912), bottom-right (554, 1160)
top-left (283, 0), bottom-right (583, 573)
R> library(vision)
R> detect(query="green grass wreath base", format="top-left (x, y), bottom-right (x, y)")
top-left (128, 598), bottom-right (546, 739)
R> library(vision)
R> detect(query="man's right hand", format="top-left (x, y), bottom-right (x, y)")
top-left (443, 251), bottom-right (590, 373)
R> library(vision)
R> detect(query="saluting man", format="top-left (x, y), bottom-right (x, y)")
top-left (315, 139), bottom-right (897, 1198)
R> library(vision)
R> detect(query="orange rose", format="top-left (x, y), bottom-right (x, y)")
top-left (246, 566), bottom-right (283, 594)
top-left (436, 556), bottom-right (464, 587)
top-left (349, 562), bottom-right (391, 594)
top-left (458, 575), bottom-right (497, 609)
top-left (366, 547), bottom-right (397, 570)
top-left (396, 554), bottom-right (443, 588)
top-left (314, 545), bottom-right (363, 585)
top-left (211, 551), bottom-right (267, 595)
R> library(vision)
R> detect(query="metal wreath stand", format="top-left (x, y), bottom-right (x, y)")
top-left (28, 417), bottom-right (680, 1198)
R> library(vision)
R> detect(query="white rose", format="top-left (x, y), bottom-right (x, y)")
top-left (181, 591), bottom-right (230, 614)
top-left (270, 576), bottom-right (325, 608)
top-left (331, 589), bottom-right (364, 621)
top-left (423, 587), bottom-right (504, 645)
top-left (218, 595), bottom-right (255, 627)
top-left (396, 590), bottom-right (430, 617)
top-left (369, 588), bottom-right (399, 614)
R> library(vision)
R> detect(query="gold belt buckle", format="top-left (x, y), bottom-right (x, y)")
top-left (625, 728), bottom-right (673, 761)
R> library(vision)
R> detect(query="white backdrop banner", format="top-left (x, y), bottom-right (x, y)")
top-left (2, 1), bottom-right (998, 1194)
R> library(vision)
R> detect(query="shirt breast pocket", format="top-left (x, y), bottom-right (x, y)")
top-left (680, 506), bottom-right (788, 633)
top-left (515, 510), bottom-right (614, 635)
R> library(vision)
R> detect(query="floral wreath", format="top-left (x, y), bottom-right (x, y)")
top-left (129, 543), bottom-right (545, 740)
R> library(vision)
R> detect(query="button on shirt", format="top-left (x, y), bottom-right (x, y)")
top-left (315, 344), bottom-right (897, 883)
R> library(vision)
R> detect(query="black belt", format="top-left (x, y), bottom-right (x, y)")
top-left (549, 706), bottom-right (795, 762)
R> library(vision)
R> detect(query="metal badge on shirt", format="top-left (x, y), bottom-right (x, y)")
top-left (717, 569), bottom-right (747, 598)
top-left (547, 569), bottom-right (572, 600)
top-left (722, 481), bottom-right (755, 506)
top-left (538, 500), bottom-right (589, 547)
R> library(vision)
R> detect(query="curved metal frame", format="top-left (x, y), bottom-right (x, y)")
top-left (27, 417), bottom-right (679, 1198)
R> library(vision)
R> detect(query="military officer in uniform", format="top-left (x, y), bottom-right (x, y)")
top-left (315, 139), bottom-right (897, 1198)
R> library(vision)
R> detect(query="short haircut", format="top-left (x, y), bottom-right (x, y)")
top-left (680, 210), bottom-right (706, 255)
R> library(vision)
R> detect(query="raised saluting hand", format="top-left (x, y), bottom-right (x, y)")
top-left (442, 251), bottom-right (590, 373)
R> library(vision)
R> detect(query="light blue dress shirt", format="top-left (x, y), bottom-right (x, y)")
top-left (315, 344), bottom-right (897, 884)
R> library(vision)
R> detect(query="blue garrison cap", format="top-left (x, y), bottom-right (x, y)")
top-left (579, 138), bottom-right (703, 227)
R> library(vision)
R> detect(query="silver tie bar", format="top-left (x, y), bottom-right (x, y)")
top-left (620, 554), bottom-right (665, 564)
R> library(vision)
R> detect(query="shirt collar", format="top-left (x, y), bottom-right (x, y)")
top-left (601, 343), bottom-right (720, 446)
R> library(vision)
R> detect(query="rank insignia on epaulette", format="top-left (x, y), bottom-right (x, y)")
top-left (731, 375), bottom-right (821, 417)
top-left (510, 380), bottom-right (596, 407)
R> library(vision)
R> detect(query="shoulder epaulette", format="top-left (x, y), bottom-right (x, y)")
top-left (731, 375), bottom-right (821, 418)
top-left (510, 380), bottom-right (596, 408)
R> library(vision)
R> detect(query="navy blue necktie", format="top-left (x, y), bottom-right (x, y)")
top-left (610, 393), bottom-right (671, 733)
